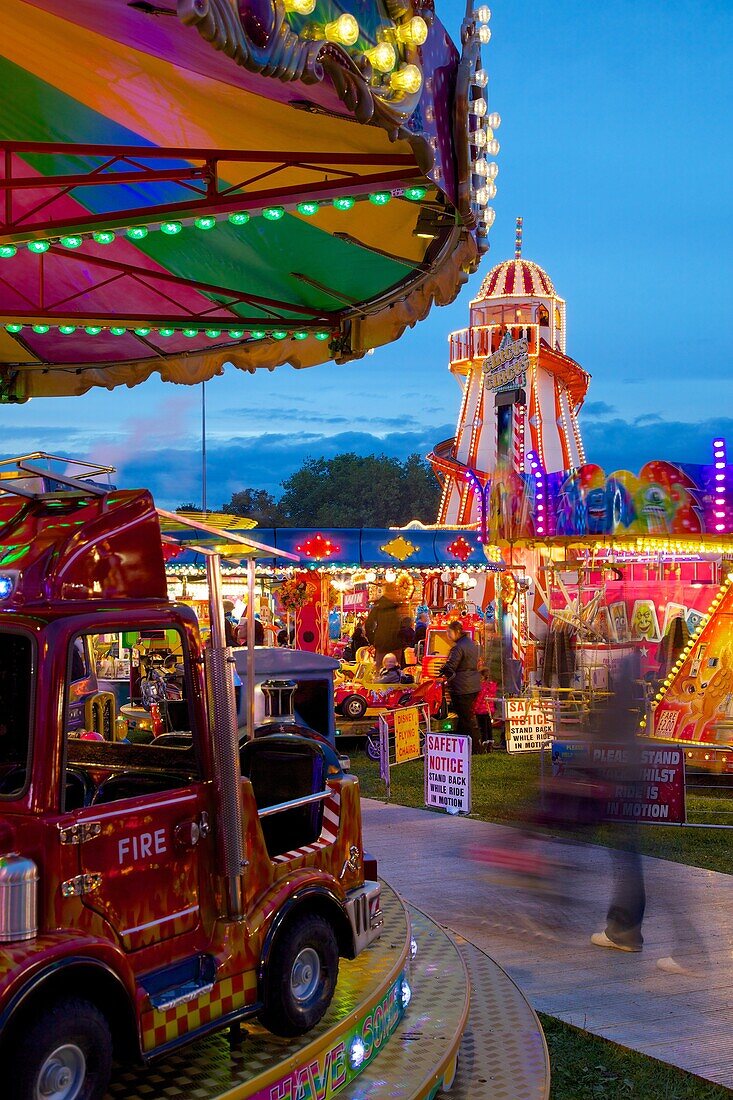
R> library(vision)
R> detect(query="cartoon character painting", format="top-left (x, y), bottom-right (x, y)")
top-left (630, 599), bottom-right (661, 642)
top-left (610, 601), bottom-right (629, 642)
top-left (633, 461), bottom-right (703, 535)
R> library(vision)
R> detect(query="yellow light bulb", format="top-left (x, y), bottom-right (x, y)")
top-left (325, 13), bottom-right (359, 45)
top-left (390, 63), bottom-right (422, 94)
top-left (365, 41), bottom-right (396, 72)
top-left (284, 0), bottom-right (316, 12)
top-left (395, 15), bottom-right (428, 46)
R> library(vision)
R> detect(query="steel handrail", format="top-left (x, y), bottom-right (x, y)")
top-left (257, 789), bottom-right (331, 819)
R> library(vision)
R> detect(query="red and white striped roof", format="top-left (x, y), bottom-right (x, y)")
top-left (476, 258), bottom-right (557, 300)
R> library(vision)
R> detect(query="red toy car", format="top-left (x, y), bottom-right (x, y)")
top-left (335, 675), bottom-right (446, 721)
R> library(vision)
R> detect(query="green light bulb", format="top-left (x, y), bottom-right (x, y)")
top-left (249, 329), bottom-right (266, 340)
top-left (404, 186), bottom-right (427, 201)
top-left (110, 326), bottom-right (126, 335)
top-left (158, 328), bottom-right (175, 337)
top-left (5, 323), bottom-right (23, 333)
top-left (60, 235), bottom-right (83, 249)
top-left (271, 329), bottom-right (288, 340)
top-left (293, 331), bottom-right (308, 340)
top-left (93, 230), bottom-right (116, 245)
top-left (297, 202), bottom-right (320, 216)
top-left (133, 327), bottom-right (151, 336)
top-left (194, 216), bottom-right (216, 231)
top-left (84, 326), bottom-right (102, 335)
top-left (228, 212), bottom-right (250, 226)
top-left (59, 325), bottom-right (77, 334)
top-left (27, 240), bottom-right (50, 254)
top-left (160, 221), bottom-right (183, 235)
top-left (0, 245), bottom-right (17, 259)
top-left (204, 328), bottom-right (222, 338)
top-left (228, 328), bottom-right (245, 339)
top-left (369, 191), bottom-right (391, 206)
top-left (332, 196), bottom-right (355, 211)
top-left (32, 324), bottom-right (50, 334)
top-left (262, 206), bottom-right (285, 221)
top-left (182, 328), bottom-right (199, 338)
top-left (126, 226), bottom-right (149, 241)
top-left (314, 331), bottom-right (330, 341)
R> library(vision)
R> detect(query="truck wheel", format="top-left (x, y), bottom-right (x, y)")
top-left (260, 913), bottom-right (339, 1037)
top-left (341, 695), bottom-right (367, 720)
top-left (12, 996), bottom-right (112, 1100)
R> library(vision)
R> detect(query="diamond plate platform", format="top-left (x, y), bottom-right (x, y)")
top-left (103, 882), bottom-right (548, 1099)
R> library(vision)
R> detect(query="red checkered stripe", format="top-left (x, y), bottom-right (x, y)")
top-left (272, 789), bottom-right (341, 864)
top-left (140, 971), bottom-right (257, 1053)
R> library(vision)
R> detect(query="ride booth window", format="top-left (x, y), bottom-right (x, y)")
top-left (0, 631), bottom-right (34, 799)
top-left (61, 627), bottom-right (201, 811)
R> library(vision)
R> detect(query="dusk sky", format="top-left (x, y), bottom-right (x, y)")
top-left (3, 0), bottom-right (732, 509)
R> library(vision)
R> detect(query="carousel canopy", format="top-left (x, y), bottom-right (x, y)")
top-left (0, 0), bottom-right (496, 402)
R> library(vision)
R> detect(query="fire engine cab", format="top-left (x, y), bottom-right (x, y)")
top-left (0, 458), bottom-right (381, 1100)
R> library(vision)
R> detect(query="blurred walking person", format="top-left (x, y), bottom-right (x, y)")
top-left (440, 621), bottom-right (483, 754)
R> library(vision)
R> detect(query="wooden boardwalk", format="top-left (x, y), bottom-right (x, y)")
top-left (362, 799), bottom-right (733, 1090)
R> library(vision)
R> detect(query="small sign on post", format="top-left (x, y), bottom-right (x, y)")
top-left (424, 732), bottom-right (471, 815)
top-left (379, 704), bottom-right (429, 797)
top-left (394, 706), bottom-right (421, 764)
top-left (505, 697), bottom-right (555, 753)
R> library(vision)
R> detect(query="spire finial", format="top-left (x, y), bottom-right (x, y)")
top-left (515, 216), bottom-right (523, 259)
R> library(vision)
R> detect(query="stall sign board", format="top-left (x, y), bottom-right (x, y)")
top-left (505, 698), bottom-right (555, 753)
top-left (424, 732), bottom-right (471, 815)
top-left (343, 590), bottom-right (369, 612)
top-left (551, 741), bottom-right (686, 824)
top-left (394, 707), bottom-right (421, 764)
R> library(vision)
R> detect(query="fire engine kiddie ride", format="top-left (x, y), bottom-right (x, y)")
top-left (0, 461), bottom-right (472, 1100)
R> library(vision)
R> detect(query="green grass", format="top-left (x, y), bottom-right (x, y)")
top-left (539, 1015), bottom-right (730, 1100)
top-left (350, 751), bottom-right (732, 875)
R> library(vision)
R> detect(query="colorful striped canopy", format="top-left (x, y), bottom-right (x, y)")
top-left (0, 0), bottom-right (492, 401)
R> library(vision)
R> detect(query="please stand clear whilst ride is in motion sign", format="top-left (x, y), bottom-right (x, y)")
top-left (505, 697), bottom-right (555, 753)
top-left (424, 732), bottom-right (471, 815)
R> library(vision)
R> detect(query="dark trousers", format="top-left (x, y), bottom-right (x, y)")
top-left (452, 692), bottom-right (481, 754)
top-left (605, 843), bottom-right (646, 948)
top-left (477, 712), bottom-right (493, 747)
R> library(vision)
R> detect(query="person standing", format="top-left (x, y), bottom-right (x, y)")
top-left (414, 611), bottom-right (429, 650)
top-left (397, 615), bottom-right (416, 665)
top-left (474, 668), bottom-right (497, 751)
top-left (364, 583), bottom-right (404, 669)
top-left (440, 621), bottom-right (483, 754)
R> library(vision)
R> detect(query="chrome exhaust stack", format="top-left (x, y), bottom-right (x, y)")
top-left (205, 552), bottom-right (244, 921)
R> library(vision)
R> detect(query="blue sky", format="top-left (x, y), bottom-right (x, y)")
top-left (3, 0), bottom-right (732, 508)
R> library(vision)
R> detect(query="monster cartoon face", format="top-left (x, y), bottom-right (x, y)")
top-left (631, 600), bottom-right (660, 641)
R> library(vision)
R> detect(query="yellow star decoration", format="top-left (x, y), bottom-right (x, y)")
top-left (380, 536), bottom-right (419, 562)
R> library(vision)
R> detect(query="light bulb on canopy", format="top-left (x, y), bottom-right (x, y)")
top-left (487, 111), bottom-right (501, 129)
top-left (389, 64), bottom-right (423, 93)
top-left (284, 0), bottom-right (316, 11)
top-left (395, 15), bottom-right (428, 46)
top-left (324, 13), bottom-right (360, 45)
top-left (478, 25), bottom-right (491, 44)
top-left (474, 5), bottom-right (491, 23)
top-left (364, 41), bottom-right (396, 72)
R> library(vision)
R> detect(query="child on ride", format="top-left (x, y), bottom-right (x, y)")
top-left (376, 653), bottom-right (403, 684)
top-left (474, 668), bottom-right (498, 751)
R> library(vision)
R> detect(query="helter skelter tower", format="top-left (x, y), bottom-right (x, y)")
top-left (429, 219), bottom-right (591, 526)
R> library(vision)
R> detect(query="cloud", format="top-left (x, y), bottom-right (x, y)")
top-left (219, 406), bottom-right (419, 430)
top-left (97, 423), bottom-right (455, 508)
top-left (582, 401), bottom-right (616, 417)
top-left (581, 415), bottom-right (733, 473)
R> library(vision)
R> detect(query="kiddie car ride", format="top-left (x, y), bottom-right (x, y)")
top-left (335, 675), bottom-right (446, 722)
top-left (0, 460), bottom-right (382, 1100)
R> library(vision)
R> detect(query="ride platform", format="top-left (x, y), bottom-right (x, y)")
top-left (105, 881), bottom-right (549, 1100)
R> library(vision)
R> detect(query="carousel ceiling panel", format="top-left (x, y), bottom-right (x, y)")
top-left (0, 0), bottom-right (497, 399)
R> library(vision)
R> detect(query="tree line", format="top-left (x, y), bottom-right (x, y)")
top-left (179, 452), bottom-right (440, 527)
